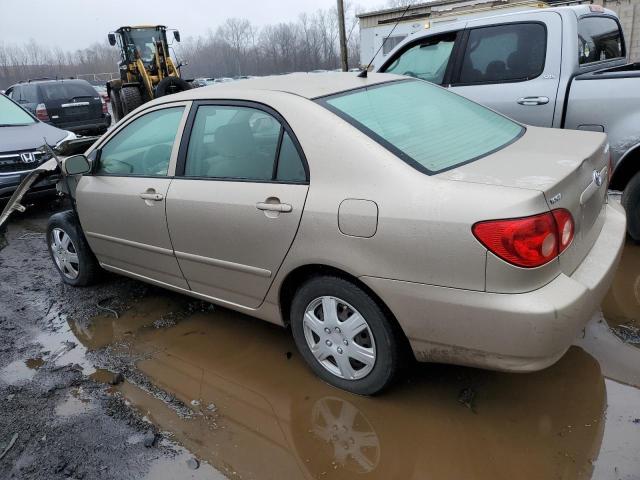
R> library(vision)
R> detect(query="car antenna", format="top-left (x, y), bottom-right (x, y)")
top-left (358, 1), bottom-right (415, 78)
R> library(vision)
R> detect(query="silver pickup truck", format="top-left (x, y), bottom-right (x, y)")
top-left (379, 4), bottom-right (640, 240)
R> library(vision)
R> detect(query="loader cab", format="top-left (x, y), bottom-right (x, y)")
top-left (110, 26), bottom-right (169, 68)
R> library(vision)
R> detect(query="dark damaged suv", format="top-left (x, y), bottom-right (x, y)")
top-left (5, 78), bottom-right (111, 135)
top-left (0, 93), bottom-right (75, 200)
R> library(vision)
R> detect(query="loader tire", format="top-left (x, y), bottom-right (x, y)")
top-left (119, 86), bottom-right (143, 118)
top-left (154, 76), bottom-right (192, 97)
top-left (622, 171), bottom-right (640, 243)
top-left (109, 88), bottom-right (123, 123)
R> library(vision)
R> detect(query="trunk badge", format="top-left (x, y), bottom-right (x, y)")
top-left (549, 193), bottom-right (562, 205)
top-left (593, 170), bottom-right (603, 187)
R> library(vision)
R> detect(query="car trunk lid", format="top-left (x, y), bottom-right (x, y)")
top-left (440, 126), bottom-right (609, 275)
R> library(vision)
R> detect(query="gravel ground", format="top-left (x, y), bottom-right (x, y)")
top-left (0, 201), bottom-right (223, 480)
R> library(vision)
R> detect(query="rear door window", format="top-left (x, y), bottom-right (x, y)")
top-left (458, 23), bottom-right (546, 84)
top-left (382, 33), bottom-right (457, 85)
top-left (578, 16), bottom-right (624, 64)
top-left (182, 104), bottom-right (307, 183)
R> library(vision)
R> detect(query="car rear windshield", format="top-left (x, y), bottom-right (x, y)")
top-left (38, 82), bottom-right (97, 102)
top-left (0, 94), bottom-right (36, 125)
top-left (318, 79), bottom-right (524, 174)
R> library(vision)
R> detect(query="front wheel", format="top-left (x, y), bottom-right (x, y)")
top-left (47, 210), bottom-right (101, 286)
top-left (109, 89), bottom-right (123, 122)
top-left (290, 276), bottom-right (400, 395)
top-left (622, 171), bottom-right (640, 243)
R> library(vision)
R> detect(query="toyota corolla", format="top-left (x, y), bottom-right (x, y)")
top-left (11, 73), bottom-right (624, 394)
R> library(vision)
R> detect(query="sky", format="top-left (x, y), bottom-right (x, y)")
top-left (0, 0), bottom-right (384, 51)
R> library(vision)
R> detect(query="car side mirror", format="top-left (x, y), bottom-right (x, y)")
top-left (173, 30), bottom-right (181, 42)
top-left (108, 33), bottom-right (117, 46)
top-left (62, 154), bottom-right (91, 176)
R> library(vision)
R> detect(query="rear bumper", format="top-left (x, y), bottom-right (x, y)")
top-left (51, 115), bottom-right (111, 133)
top-left (361, 202), bottom-right (627, 372)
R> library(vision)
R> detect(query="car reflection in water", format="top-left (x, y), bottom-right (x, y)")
top-left (67, 293), bottom-right (607, 480)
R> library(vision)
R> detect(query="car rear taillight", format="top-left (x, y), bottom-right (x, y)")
top-left (472, 209), bottom-right (574, 268)
top-left (35, 103), bottom-right (49, 121)
top-left (551, 209), bottom-right (574, 253)
top-left (100, 97), bottom-right (108, 114)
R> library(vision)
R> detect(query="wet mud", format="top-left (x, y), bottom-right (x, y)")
top-left (1, 206), bottom-right (640, 479)
top-left (602, 242), bottom-right (640, 346)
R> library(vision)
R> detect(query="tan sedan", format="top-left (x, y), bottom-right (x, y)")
top-left (46, 73), bottom-right (625, 394)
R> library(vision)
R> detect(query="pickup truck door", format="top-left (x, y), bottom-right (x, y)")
top-left (448, 12), bottom-right (562, 127)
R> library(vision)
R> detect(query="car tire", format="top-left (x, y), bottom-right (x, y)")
top-left (119, 86), bottom-right (143, 118)
top-left (290, 276), bottom-right (400, 395)
top-left (622, 171), bottom-right (640, 243)
top-left (47, 210), bottom-right (101, 286)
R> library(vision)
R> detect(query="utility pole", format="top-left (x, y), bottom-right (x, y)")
top-left (337, 0), bottom-right (349, 71)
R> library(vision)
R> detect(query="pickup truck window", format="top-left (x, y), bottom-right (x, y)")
top-left (383, 34), bottom-right (456, 84)
top-left (578, 16), bottom-right (624, 64)
top-left (459, 23), bottom-right (546, 84)
top-left (319, 79), bottom-right (524, 174)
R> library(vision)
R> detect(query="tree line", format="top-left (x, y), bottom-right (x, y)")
top-left (0, 4), bottom-right (362, 89)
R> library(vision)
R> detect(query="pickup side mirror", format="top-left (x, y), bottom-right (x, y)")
top-left (62, 154), bottom-right (91, 176)
top-left (108, 33), bottom-right (117, 46)
top-left (173, 30), bottom-right (181, 42)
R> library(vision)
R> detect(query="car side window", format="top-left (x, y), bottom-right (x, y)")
top-left (96, 106), bottom-right (184, 176)
top-left (383, 34), bottom-right (457, 84)
top-left (276, 132), bottom-right (306, 182)
top-left (184, 105), bottom-right (290, 181)
top-left (458, 23), bottom-right (546, 84)
top-left (578, 16), bottom-right (624, 64)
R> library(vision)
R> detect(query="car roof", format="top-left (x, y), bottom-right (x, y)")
top-left (155, 72), bottom-right (406, 104)
top-left (13, 78), bottom-right (90, 88)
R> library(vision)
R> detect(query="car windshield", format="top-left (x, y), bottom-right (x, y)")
top-left (319, 79), bottom-right (524, 174)
top-left (0, 94), bottom-right (36, 126)
top-left (125, 28), bottom-right (162, 63)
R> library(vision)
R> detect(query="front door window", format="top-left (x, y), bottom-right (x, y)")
top-left (96, 106), bottom-right (184, 176)
top-left (382, 34), bottom-right (457, 84)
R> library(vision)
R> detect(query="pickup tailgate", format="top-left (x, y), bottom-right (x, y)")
top-left (441, 126), bottom-right (609, 275)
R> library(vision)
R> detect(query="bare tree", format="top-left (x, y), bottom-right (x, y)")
top-left (0, 5), bottom-right (364, 89)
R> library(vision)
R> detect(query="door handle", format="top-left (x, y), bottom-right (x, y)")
top-left (517, 96), bottom-right (549, 106)
top-left (256, 202), bottom-right (292, 213)
top-left (139, 192), bottom-right (164, 201)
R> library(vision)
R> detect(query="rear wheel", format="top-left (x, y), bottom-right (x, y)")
top-left (622, 171), bottom-right (640, 242)
top-left (47, 210), bottom-right (101, 286)
top-left (290, 276), bottom-right (400, 395)
top-left (119, 86), bottom-right (143, 118)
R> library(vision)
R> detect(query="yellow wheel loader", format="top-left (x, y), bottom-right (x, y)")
top-left (106, 25), bottom-right (190, 122)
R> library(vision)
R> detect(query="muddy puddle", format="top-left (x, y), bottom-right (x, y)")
top-left (11, 240), bottom-right (638, 479)
top-left (33, 292), bottom-right (633, 480)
